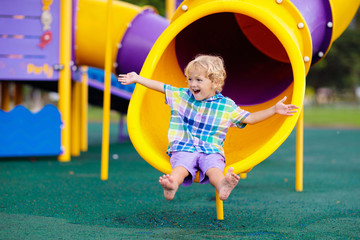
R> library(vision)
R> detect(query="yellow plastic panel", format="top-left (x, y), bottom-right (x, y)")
top-left (328, 0), bottom-right (360, 41)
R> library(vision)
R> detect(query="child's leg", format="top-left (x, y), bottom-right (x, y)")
top-left (159, 166), bottom-right (189, 200)
top-left (206, 167), bottom-right (240, 201)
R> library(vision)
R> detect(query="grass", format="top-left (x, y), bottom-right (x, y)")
top-left (88, 105), bottom-right (122, 122)
top-left (88, 104), bottom-right (360, 128)
top-left (304, 105), bottom-right (360, 128)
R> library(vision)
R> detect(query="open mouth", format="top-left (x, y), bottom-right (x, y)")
top-left (193, 89), bottom-right (200, 95)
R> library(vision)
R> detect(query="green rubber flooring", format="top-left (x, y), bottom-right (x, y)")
top-left (1, 123), bottom-right (359, 239)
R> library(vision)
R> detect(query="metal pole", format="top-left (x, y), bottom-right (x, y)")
top-left (101, 0), bottom-right (113, 180)
top-left (296, 108), bottom-right (304, 192)
top-left (80, 66), bottom-right (88, 152)
top-left (58, 0), bottom-right (72, 162)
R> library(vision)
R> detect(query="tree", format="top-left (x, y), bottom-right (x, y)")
top-left (121, 0), bottom-right (165, 16)
top-left (307, 28), bottom-right (360, 93)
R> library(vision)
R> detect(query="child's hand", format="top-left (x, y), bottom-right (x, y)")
top-left (275, 96), bottom-right (299, 116)
top-left (118, 72), bottom-right (138, 85)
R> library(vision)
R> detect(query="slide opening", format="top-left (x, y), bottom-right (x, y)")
top-left (175, 12), bottom-right (293, 106)
top-left (132, 10), bottom-right (304, 173)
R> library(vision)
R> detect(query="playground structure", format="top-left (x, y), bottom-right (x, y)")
top-left (1, 0), bottom-right (359, 220)
top-left (0, 0), bottom-right (168, 158)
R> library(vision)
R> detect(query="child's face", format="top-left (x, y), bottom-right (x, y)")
top-left (187, 67), bottom-right (217, 101)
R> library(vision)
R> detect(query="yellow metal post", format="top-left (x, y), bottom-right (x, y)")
top-left (58, 0), bottom-right (72, 162)
top-left (101, 0), bottom-right (113, 181)
top-left (80, 66), bottom-right (88, 152)
top-left (1, 82), bottom-right (10, 111)
top-left (296, 108), bottom-right (304, 192)
top-left (165, 0), bottom-right (176, 20)
top-left (215, 191), bottom-right (224, 220)
top-left (14, 83), bottom-right (23, 105)
top-left (71, 81), bottom-right (81, 156)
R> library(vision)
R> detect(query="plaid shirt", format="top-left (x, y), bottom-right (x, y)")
top-left (164, 84), bottom-right (250, 157)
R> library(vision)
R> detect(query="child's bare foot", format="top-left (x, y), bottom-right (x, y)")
top-left (218, 167), bottom-right (240, 200)
top-left (159, 174), bottom-right (178, 200)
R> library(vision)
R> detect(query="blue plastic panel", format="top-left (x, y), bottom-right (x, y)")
top-left (0, 105), bottom-right (62, 157)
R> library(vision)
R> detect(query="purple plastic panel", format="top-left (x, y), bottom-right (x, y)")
top-left (0, 0), bottom-right (60, 81)
top-left (175, 13), bottom-right (293, 106)
top-left (176, 0), bottom-right (183, 9)
top-left (116, 9), bottom-right (169, 74)
top-left (291, 0), bottom-right (333, 64)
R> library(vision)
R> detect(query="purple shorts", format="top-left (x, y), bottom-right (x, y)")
top-left (170, 151), bottom-right (225, 186)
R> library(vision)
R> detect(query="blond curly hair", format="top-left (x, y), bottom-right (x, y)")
top-left (184, 54), bottom-right (226, 93)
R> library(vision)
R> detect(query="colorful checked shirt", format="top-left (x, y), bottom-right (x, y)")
top-left (164, 84), bottom-right (250, 157)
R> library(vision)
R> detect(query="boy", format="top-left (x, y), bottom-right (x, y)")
top-left (118, 55), bottom-right (298, 201)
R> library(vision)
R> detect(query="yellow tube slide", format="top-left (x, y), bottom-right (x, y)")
top-left (127, 0), bottom-right (359, 176)
top-left (74, 0), bottom-right (152, 69)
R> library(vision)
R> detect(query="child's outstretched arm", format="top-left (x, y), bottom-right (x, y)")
top-left (243, 96), bottom-right (298, 124)
top-left (118, 72), bottom-right (164, 93)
